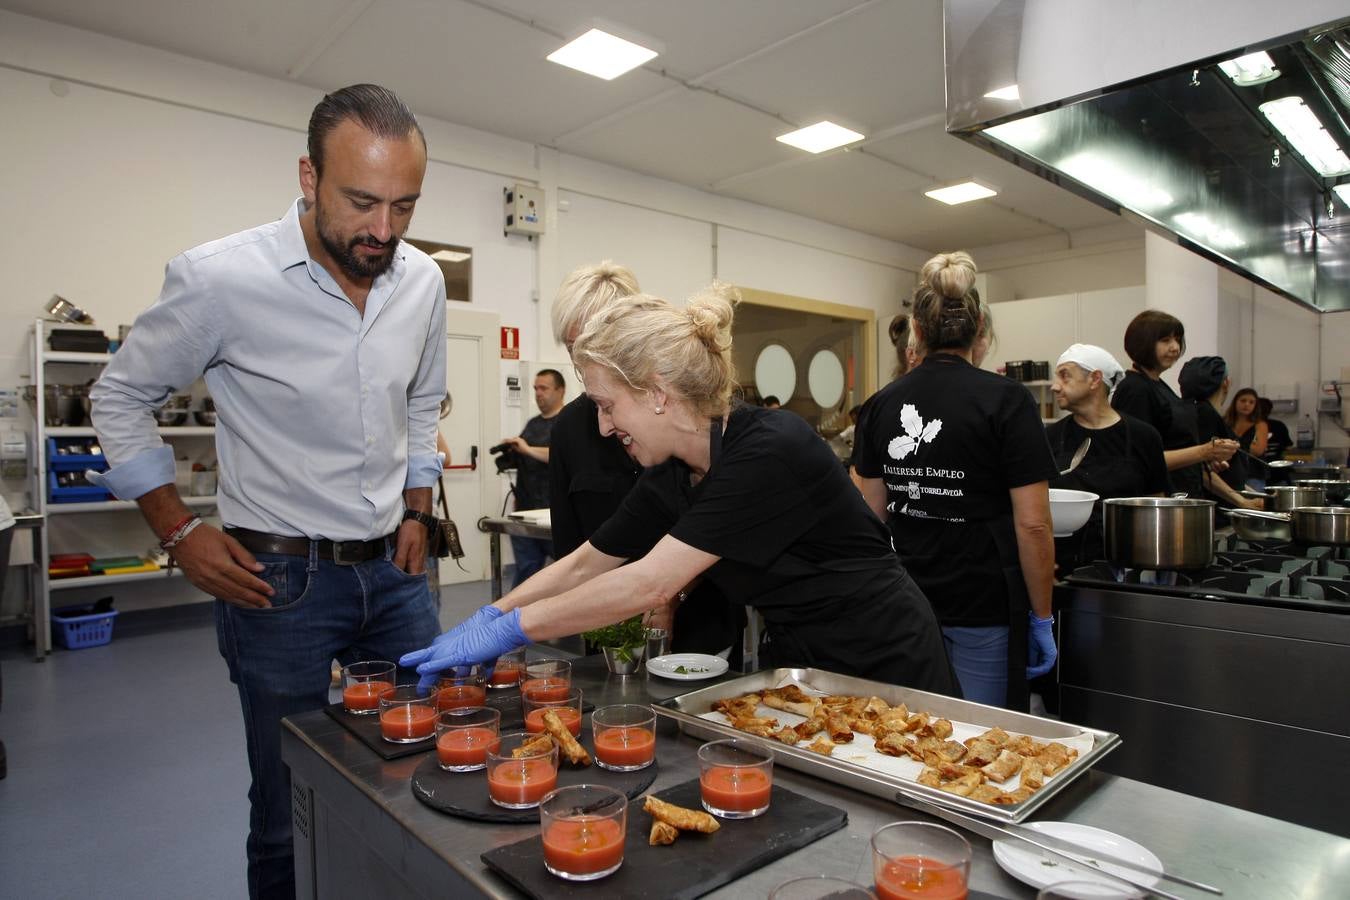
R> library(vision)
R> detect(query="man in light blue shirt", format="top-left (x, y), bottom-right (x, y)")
top-left (90, 84), bottom-right (445, 900)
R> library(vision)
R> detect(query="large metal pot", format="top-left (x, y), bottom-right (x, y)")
top-left (1263, 485), bottom-right (1328, 512)
top-left (1289, 479), bottom-right (1349, 504)
top-left (1104, 497), bottom-right (1215, 570)
top-left (1290, 507), bottom-right (1350, 545)
top-left (1229, 509), bottom-right (1293, 542)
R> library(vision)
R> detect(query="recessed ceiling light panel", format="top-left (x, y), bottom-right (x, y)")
top-left (924, 180), bottom-right (998, 205)
top-left (547, 28), bottom-right (658, 80)
top-left (1217, 51), bottom-right (1279, 87)
top-left (776, 121), bottom-right (865, 153)
top-left (1259, 96), bottom-right (1350, 177)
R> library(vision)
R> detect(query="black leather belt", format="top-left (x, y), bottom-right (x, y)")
top-left (225, 527), bottom-right (392, 566)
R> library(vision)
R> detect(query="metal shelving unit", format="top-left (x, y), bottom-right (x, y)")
top-left (29, 318), bottom-right (217, 655)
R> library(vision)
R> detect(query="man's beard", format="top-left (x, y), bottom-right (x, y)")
top-left (315, 202), bottom-right (399, 280)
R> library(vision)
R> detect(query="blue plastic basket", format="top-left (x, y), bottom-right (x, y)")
top-left (51, 606), bottom-right (119, 649)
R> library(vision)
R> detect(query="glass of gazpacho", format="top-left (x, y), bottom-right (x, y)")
top-left (488, 646), bottom-right (527, 689)
top-left (522, 689), bottom-right (584, 737)
top-left (520, 659), bottom-right (572, 702)
top-left (871, 821), bottom-right (971, 900)
top-left (435, 707), bottom-right (502, 772)
top-left (435, 669), bottom-right (487, 711)
top-left (591, 704), bottom-right (656, 772)
top-left (378, 685), bottom-right (437, 744)
top-left (697, 739), bottom-right (774, 819)
top-left (340, 660), bottom-right (395, 715)
top-left (539, 784), bottom-right (628, 881)
top-left (486, 731), bottom-right (559, 809)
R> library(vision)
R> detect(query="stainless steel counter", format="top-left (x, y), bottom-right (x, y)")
top-left (281, 655), bottom-right (1350, 899)
top-left (477, 516), bottom-right (551, 602)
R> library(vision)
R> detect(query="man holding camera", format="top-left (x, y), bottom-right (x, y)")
top-left (498, 369), bottom-right (565, 586)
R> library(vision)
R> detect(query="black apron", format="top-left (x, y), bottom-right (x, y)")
top-left (701, 419), bottom-right (959, 696)
top-left (1050, 419), bottom-right (1145, 570)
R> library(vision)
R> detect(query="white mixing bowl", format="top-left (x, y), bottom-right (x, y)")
top-left (1049, 488), bottom-right (1099, 537)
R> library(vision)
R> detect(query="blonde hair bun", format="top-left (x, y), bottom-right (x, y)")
top-left (921, 251), bottom-right (978, 300)
top-left (685, 281), bottom-right (738, 352)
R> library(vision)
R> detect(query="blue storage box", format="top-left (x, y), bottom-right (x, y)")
top-left (51, 605), bottom-right (119, 649)
top-left (48, 469), bottom-right (111, 503)
top-left (47, 437), bottom-right (108, 471)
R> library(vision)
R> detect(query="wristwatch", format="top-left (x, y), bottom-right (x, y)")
top-left (402, 509), bottom-right (437, 531)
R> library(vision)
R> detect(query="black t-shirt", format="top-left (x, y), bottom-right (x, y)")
top-left (1264, 418), bottom-right (1292, 460)
top-left (1047, 413), bottom-right (1170, 568)
top-left (1112, 370), bottom-right (1202, 497)
top-left (548, 394), bottom-right (640, 559)
top-left (513, 413), bottom-right (557, 510)
top-left (852, 353), bottom-right (1057, 624)
top-left (1193, 402), bottom-right (1247, 492)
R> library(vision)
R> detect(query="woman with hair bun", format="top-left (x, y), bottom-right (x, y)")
top-left (403, 284), bottom-right (958, 693)
top-left (853, 251), bottom-right (1057, 711)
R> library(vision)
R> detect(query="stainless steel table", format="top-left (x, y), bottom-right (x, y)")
top-left (1, 511), bottom-right (48, 660)
top-left (281, 655), bottom-right (1350, 899)
top-left (477, 516), bottom-right (550, 601)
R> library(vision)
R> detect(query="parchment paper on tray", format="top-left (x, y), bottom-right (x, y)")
top-left (697, 674), bottom-right (1094, 798)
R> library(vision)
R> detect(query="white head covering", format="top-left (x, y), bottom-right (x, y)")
top-left (1057, 343), bottom-right (1125, 394)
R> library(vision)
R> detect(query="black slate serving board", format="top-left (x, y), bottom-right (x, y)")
top-left (481, 777), bottom-right (848, 899)
top-left (410, 729), bottom-right (658, 824)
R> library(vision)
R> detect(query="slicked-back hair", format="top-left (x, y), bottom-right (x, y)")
top-left (307, 84), bottom-right (425, 178)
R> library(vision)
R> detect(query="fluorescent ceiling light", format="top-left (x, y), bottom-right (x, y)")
top-left (776, 121), bottom-right (865, 153)
top-left (1259, 96), bottom-right (1350, 177)
top-left (1174, 211), bottom-right (1245, 250)
top-left (1057, 152), bottom-right (1174, 212)
top-left (1334, 183), bottom-right (1350, 208)
top-left (924, 180), bottom-right (998, 205)
top-left (430, 249), bottom-right (471, 263)
top-left (983, 84), bottom-right (1020, 101)
top-left (547, 28), bottom-right (658, 80)
top-left (1218, 51), bottom-right (1279, 87)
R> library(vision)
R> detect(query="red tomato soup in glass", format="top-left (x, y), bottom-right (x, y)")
top-left (700, 765), bottom-right (772, 812)
top-left (524, 706), bottom-right (582, 736)
top-left (520, 677), bottom-right (570, 702)
top-left (542, 817), bottom-right (625, 876)
top-left (488, 663), bottom-right (523, 687)
top-left (436, 728), bottom-right (500, 768)
top-left (342, 680), bottom-right (394, 712)
top-left (593, 727), bottom-right (655, 768)
top-left (436, 684), bottom-right (486, 710)
top-left (487, 758), bottom-right (558, 806)
top-left (380, 705), bottom-right (436, 741)
top-left (874, 856), bottom-right (968, 900)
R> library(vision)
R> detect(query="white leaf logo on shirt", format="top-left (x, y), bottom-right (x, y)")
top-left (886, 403), bottom-right (943, 460)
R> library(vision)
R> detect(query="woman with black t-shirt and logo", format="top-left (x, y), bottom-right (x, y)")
top-left (853, 251), bottom-right (1057, 712)
top-left (402, 285), bottom-right (958, 696)
top-left (1109, 311), bottom-right (1238, 500)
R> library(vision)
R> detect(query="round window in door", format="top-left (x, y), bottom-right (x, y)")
top-left (753, 343), bottom-right (796, 404)
top-left (807, 349), bottom-right (846, 409)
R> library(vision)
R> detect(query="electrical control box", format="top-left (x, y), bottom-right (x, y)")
top-left (505, 184), bottom-right (545, 237)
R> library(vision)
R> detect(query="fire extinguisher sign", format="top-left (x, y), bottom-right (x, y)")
top-left (500, 326), bottom-right (520, 360)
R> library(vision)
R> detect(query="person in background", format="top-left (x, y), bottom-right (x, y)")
top-left (499, 369), bottom-right (565, 587)
top-left (889, 314), bottom-right (913, 379)
top-left (1258, 397), bottom-right (1292, 461)
top-left (545, 262), bottom-right (741, 656)
top-left (761, 395), bottom-right (782, 409)
top-left (1225, 388), bottom-right (1269, 458)
top-left (829, 405), bottom-right (863, 465)
top-left (88, 85), bottom-right (445, 899)
top-left (1047, 344), bottom-right (1169, 571)
top-left (403, 286), bottom-right (958, 695)
top-left (853, 251), bottom-right (1056, 711)
top-left (1180, 358), bottom-right (1264, 510)
top-left (1110, 310), bottom-right (1237, 499)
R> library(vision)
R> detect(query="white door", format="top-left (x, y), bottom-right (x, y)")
top-left (438, 306), bottom-right (501, 584)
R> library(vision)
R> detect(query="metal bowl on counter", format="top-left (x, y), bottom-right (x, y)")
top-left (153, 394), bottom-right (192, 427)
top-left (1104, 497), bottom-right (1215, 570)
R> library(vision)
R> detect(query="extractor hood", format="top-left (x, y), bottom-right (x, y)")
top-left (944, 1), bottom-right (1350, 311)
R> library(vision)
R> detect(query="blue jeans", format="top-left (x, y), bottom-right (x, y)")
top-left (942, 625), bottom-right (1009, 707)
top-left (509, 535), bottom-right (551, 589)
top-left (214, 540), bottom-right (439, 900)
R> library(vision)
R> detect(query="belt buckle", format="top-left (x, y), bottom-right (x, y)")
top-left (331, 540), bottom-right (363, 566)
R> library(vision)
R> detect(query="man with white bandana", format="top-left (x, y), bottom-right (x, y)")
top-left (1047, 343), bottom-right (1170, 570)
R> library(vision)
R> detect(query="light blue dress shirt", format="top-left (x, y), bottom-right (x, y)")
top-left (90, 199), bottom-right (447, 542)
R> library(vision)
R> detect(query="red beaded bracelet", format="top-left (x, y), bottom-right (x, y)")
top-left (159, 514), bottom-right (199, 550)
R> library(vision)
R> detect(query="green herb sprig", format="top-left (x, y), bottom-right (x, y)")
top-left (582, 615), bottom-right (647, 663)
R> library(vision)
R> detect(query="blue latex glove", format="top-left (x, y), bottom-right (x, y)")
top-left (400, 604), bottom-right (503, 672)
top-left (1026, 611), bottom-right (1057, 679)
top-left (401, 608), bottom-right (529, 692)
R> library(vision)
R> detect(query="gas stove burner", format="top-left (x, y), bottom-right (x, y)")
top-left (1299, 577), bottom-right (1350, 603)
top-left (1064, 560), bottom-right (1350, 612)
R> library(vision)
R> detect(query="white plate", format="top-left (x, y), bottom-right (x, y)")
top-left (992, 821), bottom-right (1162, 898)
top-left (646, 653), bottom-right (729, 681)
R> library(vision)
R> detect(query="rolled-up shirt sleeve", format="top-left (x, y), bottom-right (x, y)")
top-left (88, 254), bottom-right (221, 500)
top-left (403, 276), bottom-right (447, 491)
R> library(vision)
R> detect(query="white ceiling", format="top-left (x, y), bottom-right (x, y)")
top-left (1, 0), bottom-right (1123, 251)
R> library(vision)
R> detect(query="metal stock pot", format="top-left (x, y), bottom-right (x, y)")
top-left (1104, 497), bottom-right (1216, 570)
top-left (1263, 485), bottom-right (1328, 512)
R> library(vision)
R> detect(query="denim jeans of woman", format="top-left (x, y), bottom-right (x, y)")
top-left (215, 539), bottom-right (439, 900)
top-left (941, 625), bottom-right (1009, 707)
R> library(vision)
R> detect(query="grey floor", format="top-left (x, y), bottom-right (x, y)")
top-left (0, 578), bottom-right (490, 900)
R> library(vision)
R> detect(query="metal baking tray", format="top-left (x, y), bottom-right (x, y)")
top-left (653, 668), bottom-right (1120, 825)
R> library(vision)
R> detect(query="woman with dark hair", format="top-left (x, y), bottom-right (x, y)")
top-left (1224, 388), bottom-right (1269, 458)
top-left (1179, 357), bottom-right (1263, 510)
top-left (854, 251), bottom-right (1057, 711)
top-left (1111, 310), bottom-right (1237, 498)
top-left (1257, 397), bottom-right (1292, 461)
